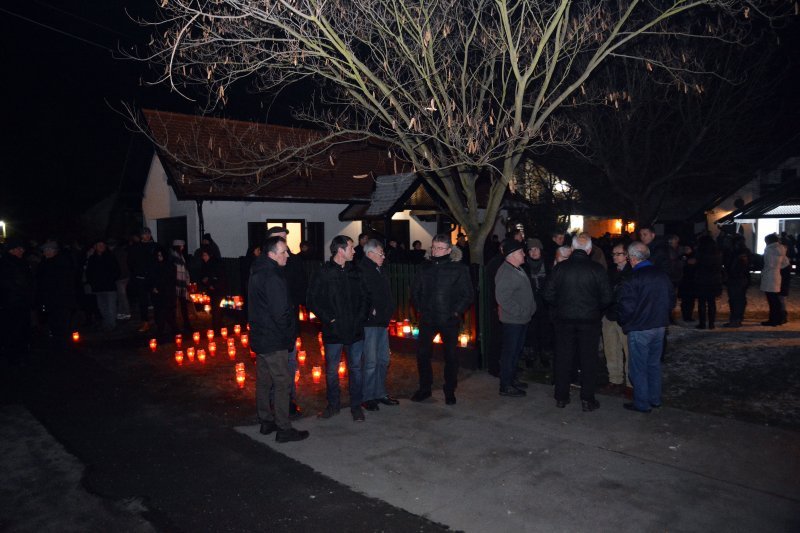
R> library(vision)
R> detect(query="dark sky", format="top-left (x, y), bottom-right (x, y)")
top-left (1, 2), bottom-right (798, 240)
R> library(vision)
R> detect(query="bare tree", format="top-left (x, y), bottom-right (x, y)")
top-left (560, 35), bottom-right (787, 226)
top-left (138, 0), bottom-right (766, 262)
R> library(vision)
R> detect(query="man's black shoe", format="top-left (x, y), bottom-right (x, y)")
top-left (318, 405), bottom-right (340, 419)
top-left (275, 428), bottom-right (310, 443)
top-left (512, 380), bottom-right (529, 389)
top-left (410, 389), bottom-right (432, 402)
top-left (555, 399), bottom-right (570, 408)
top-left (378, 396), bottom-right (400, 406)
top-left (445, 394), bottom-right (457, 405)
top-left (623, 402), bottom-right (651, 413)
top-left (581, 399), bottom-right (600, 412)
top-left (361, 400), bottom-right (379, 411)
top-left (259, 420), bottom-right (278, 435)
top-left (351, 407), bottom-right (365, 422)
top-left (499, 387), bottom-right (526, 397)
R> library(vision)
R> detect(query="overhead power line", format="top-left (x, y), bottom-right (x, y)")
top-left (0, 6), bottom-right (114, 53)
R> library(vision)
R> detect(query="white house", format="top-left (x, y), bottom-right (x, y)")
top-left (139, 110), bottom-right (515, 258)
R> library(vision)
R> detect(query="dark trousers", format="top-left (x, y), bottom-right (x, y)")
top-left (553, 322), bottom-right (600, 402)
top-left (697, 295), bottom-right (717, 327)
top-left (256, 349), bottom-right (291, 430)
top-left (765, 292), bottom-right (782, 324)
top-left (727, 284), bottom-right (747, 323)
top-left (500, 323), bottom-right (528, 389)
top-left (680, 295), bottom-right (695, 322)
top-left (132, 277), bottom-right (150, 322)
top-left (0, 307), bottom-right (31, 363)
top-left (417, 321), bottom-right (459, 394)
top-left (177, 297), bottom-right (192, 331)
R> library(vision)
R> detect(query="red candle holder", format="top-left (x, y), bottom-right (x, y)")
top-left (193, 331), bottom-right (201, 344)
top-left (197, 349), bottom-right (206, 363)
top-left (175, 350), bottom-right (184, 365)
top-left (312, 366), bottom-right (322, 383)
top-left (149, 338), bottom-right (158, 351)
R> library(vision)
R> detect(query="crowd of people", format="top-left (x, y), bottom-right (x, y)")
top-left (1, 222), bottom-right (796, 444)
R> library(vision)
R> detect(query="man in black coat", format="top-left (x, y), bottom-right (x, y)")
top-left (36, 241), bottom-right (79, 352)
top-left (265, 226), bottom-right (308, 418)
top-left (410, 234), bottom-right (473, 405)
top-left (542, 234), bottom-right (612, 411)
top-left (127, 227), bottom-right (157, 331)
top-left (0, 239), bottom-right (34, 363)
top-left (249, 236), bottom-right (309, 443)
top-left (307, 235), bottom-right (368, 421)
top-left (359, 239), bottom-right (399, 411)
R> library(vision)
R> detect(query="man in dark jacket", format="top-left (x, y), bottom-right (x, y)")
top-left (410, 234), bottom-right (473, 405)
top-left (617, 241), bottom-right (674, 414)
top-left (249, 236), bottom-right (309, 443)
top-left (307, 235), bottom-right (368, 421)
top-left (360, 239), bottom-right (399, 411)
top-left (265, 226), bottom-right (308, 418)
top-left (86, 239), bottom-right (120, 331)
top-left (601, 243), bottom-right (633, 394)
top-left (0, 239), bottom-right (34, 363)
top-left (542, 234), bottom-right (612, 411)
top-left (37, 241), bottom-right (78, 352)
top-left (127, 227), bottom-right (157, 331)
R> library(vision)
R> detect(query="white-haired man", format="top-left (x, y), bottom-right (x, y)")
top-left (542, 234), bottom-right (612, 411)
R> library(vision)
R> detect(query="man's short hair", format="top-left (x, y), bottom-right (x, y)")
top-left (358, 233), bottom-right (368, 241)
top-left (363, 239), bottom-right (383, 254)
top-left (628, 241), bottom-right (650, 260)
top-left (330, 235), bottom-right (352, 256)
top-left (432, 234), bottom-right (452, 248)
top-left (639, 225), bottom-right (655, 234)
top-left (263, 236), bottom-right (286, 255)
top-left (572, 234), bottom-right (592, 253)
top-left (764, 233), bottom-right (779, 245)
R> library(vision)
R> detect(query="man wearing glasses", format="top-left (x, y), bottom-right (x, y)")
top-left (410, 234), bottom-right (473, 405)
top-left (601, 243), bottom-right (633, 395)
top-left (359, 239), bottom-right (399, 411)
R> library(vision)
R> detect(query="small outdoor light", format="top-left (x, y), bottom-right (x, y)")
top-left (208, 342), bottom-right (217, 355)
top-left (175, 334), bottom-right (183, 347)
top-left (220, 327), bottom-right (228, 339)
top-left (187, 347), bottom-right (195, 362)
top-left (294, 370), bottom-right (300, 384)
top-left (192, 331), bottom-right (201, 344)
top-left (240, 334), bottom-right (249, 348)
top-left (228, 346), bottom-right (236, 360)
top-left (233, 324), bottom-right (241, 335)
top-left (203, 304), bottom-right (211, 313)
top-left (295, 337), bottom-right (302, 350)
top-left (297, 350), bottom-right (307, 364)
top-left (149, 338), bottom-right (158, 352)
top-left (72, 331), bottom-right (80, 342)
top-left (338, 360), bottom-right (347, 378)
top-left (459, 334), bottom-right (469, 348)
top-left (433, 333), bottom-right (442, 344)
top-left (197, 349), bottom-right (206, 363)
top-left (174, 350), bottom-right (184, 365)
top-left (235, 363), bottom-right (246, 388)
top-left (206, 329), bottom-right (214, 341)
top-left (311, 366), bottom-right (322, 383)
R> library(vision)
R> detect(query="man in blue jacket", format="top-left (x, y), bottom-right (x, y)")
top-left (249, 236), bottom-right (309, 442)
top-left (617, 241), bottom-right (674, 414)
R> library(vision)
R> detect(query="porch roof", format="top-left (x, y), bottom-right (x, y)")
top-left (717, 178), bottom-right (800, 223)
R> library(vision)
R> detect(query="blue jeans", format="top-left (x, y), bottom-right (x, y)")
top-left (363, 327), bottom-right (390, 401)
top-left (500, 323), bottom-right (528, 389)
top-left (325, 340), bottom-right (364, 409)
top-left (627, 327), bottom-right (664, 411)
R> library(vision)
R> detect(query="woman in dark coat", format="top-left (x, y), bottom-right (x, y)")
top-left (151, 246), bottom-right (177, 341)
top-left (198, 246), bottom-right (227, 331)
top-left (693, 235), bottom-right (723, 329)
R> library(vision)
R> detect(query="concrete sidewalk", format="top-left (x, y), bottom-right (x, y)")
top-left (238, 373), bottom-right (800, 532)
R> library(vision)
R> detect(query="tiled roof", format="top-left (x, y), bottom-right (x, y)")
top-left (142, 109), bottom-right (405, 203)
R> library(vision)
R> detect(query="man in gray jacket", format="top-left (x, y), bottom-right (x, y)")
top-left (495, 239), bottom-right (536, 397)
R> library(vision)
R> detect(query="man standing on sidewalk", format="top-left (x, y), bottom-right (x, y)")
top-left (495, 238), bottom-right (536, 397)
top-left (542, 234), bottom-right (612, 412)
top-left (249, 236), bottom-right (309, 442)
top-left (307, 235), bottom-right (368, 421)
top-left (410, 234), bottom-right (473, 405)
top-left (359, 239), bottom-right (399, 411)
top-left (617, 241), bottom-right (673, 414)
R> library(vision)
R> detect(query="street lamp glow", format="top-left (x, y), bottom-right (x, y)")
top-left (0, 221), bottom-right (6, 239)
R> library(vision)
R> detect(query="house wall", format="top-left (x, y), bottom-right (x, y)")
top-left (142, 154), bottom-right (437, 258)
top-left (391, 210), bottom-right (438, 246)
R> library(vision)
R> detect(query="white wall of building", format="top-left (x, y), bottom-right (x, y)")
top-left (142, 154), bottom-right (438, 258)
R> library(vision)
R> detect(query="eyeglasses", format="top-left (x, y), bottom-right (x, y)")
top-left (431, 245), bottom-right (449, 251)
top-left (369, 250), bottom-right (385, 257)
top-left (612, 252), bottom-right (627, 256)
